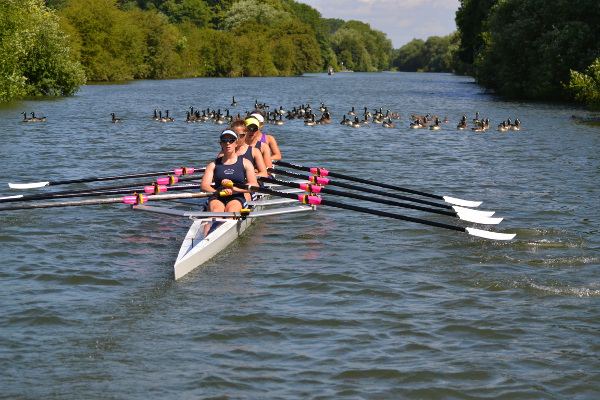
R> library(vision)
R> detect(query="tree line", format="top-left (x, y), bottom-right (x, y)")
top-left (0, 0), bottom-right (393, 102)
top-left (3, 0), bottom-right (599, 109)
top-left (455, 0), bottom-right (600, 110)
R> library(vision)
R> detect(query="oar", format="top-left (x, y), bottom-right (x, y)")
top-left (231, 183), bottom-right (516, 241)
top-left (0, 183), bottom-right (203, 204)
top-left (268, 167), bottom-right (494, 216)
top-left (0, 191), bottom-right (217, 211)
top-left (8, 166), bottom-right (204, 189)
top-left (0, 175), bottom-right (203, 203)
top-left (259, 177), bottom-right (501, 224)
top-left (274, 160), bottom-right (481, 208)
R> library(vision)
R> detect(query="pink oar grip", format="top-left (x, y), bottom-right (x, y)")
top-left (311, 176), bottom-right (329, 185)
top-left (297, 194), bottom-right (322, 205)
top-left (310, 167), bottom-right (329, 176)
top-left (156, 176), bottom-right (179, 185)
top-left (123, 195), bottom-right (148, 204)
top-left (299, 183), bottom-right (323, 193)
top-left (144, 185), bottom-right (167, 193)
top-left (174, 167), bottom-right (195, 175)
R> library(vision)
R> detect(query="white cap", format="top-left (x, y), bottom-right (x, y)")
top-left (250, 113), bottom-right (264, 123)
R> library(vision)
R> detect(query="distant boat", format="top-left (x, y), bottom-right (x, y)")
top-left (327, 66), bottom-right (334, 75)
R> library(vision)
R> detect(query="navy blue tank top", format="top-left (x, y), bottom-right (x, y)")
top-left (213, 156), bottom-right (246, 189)
top-left (240, 146), bottom-right (257, 169)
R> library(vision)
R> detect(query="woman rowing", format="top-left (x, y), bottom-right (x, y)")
top-left (219, 118), bottom-right (269, 178)
top-left (249, 110), bottom-right (282, 161)
top-left (244, 116), bottom-right (274, 170)
top-left (200, 129), bottom-right (258, 213)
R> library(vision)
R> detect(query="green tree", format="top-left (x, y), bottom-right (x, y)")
top-left (392, 39), bottom-right (427, 71)
top-left (0, 0), bottom-right (85, 102)
top-left (455, 0), bottom-right (498, 65)
top-left (567, 58), bottom-right (600, 110)
top-left (222, 0), bottom-right (292, 31)
top-left (475, 0), bottom-right (600, 100)
top-left (158, 0), bottom-right (212, 27)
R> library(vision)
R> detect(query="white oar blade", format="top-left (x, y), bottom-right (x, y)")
top-left (443, 196), bottom-right (482, 208)
top-left (452, 205), bottom-right (495, 217)
top-left (466, 227), bottom-right (516, 241)
top-left (457, 213), bottom-right (503, 225)
top-left (0, 194), bottom-right (24, 200)
top-left (8, 181), bottom-right (50, 189)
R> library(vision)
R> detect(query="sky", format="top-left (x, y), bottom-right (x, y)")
top-left (299, 0), bottom-right (461, 49)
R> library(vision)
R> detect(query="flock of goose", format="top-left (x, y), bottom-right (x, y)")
top-left (23, 99), bottom-right (522, 132)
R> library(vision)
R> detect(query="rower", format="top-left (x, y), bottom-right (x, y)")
top-left (249, 110), bottom-right (282, 161)
top-left (219, 118), bottom-right (268, 179)
top-left (244, 116), bottom-right (273, 170)
top-left (200, 129), bottom-right (258, 213)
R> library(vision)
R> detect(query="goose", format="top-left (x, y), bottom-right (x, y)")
top-left (30, 112), bottom-right (46, 122)
top-left (185, 111), bottom-right (196, 123)
top-left (151, 109), bottom-right (160, 121)
top-left (110, 113), bottom-right (123, 123)
top-left (340, 115), bottom-right (351, 125)
top-left (231, 96), bottom-right (237, 107)
top-left (382, 119), bottom-right (394, 128)
top-left (429, 118), bottom-right (441, 130)
top-left (164, 110), bottom-right (175, 122)
top-left (319, 103), bottom-right (326, 113)
top-left (471, 121), bottom-right (485, 132)
top-left (457, 116), bottom-right (468, 130)
top-left (316, 112), bottom-right (331, 124)
top-left (304, 114), bottom-right (316, 126)
top-left (158, 111), bottom-right (167, 122)
top-left (510, 118), bottom-right (521, 130)
top-left (275, 115), bottom-right (285, 125)
top-left (472, 111), bottom-right (480, 124)
top-left (410, 119), bottom-right (422, 129)
top-left (348, 106), bottom-right (356, 116)
top-left (497, 121), bottom-right (509, 132)
top-left (363, 107), bottom-right (372, 118)
top-left (22, 112), bottom-right (32, 122)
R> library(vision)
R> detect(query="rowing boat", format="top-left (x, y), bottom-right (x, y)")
top-left (133, 187), bottom-right (314, 279)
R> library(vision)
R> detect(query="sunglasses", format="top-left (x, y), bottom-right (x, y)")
top-left (239, 133), bottom-right (246, 138)
top-left (247, 125), bottom-right (259, 132)
top-left (220, 138), bottom-right (236, 144)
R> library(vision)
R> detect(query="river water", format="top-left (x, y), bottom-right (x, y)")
top-left (0, 73), bottom-right (598, 399)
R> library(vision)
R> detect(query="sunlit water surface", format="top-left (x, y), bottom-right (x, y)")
top-left (0, 73), bottom-right (599, 399)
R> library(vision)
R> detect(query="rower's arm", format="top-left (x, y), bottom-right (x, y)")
top-left (267, 135), bottom-right (281, 161)
top-left (252, 148), bottom-right (269, 178)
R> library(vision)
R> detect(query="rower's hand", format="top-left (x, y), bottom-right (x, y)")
top-left (220, 188), bottom-right (233, 196)
top-left (221, 179), bottom-right (233, 187)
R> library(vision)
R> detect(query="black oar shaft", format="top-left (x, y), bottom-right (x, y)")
top-left (260, 177), bottom-right (457, 218)
top-left (241, 184), bottom-right (467, 234)
top-left (268, 168), bottom-right (453, 210)
top-left (275, 160), bottom-right (444, 201)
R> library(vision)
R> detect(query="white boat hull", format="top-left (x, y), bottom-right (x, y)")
top-left (174, 215), bottom-right (255, 280)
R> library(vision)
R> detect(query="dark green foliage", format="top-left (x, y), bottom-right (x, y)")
top-left (391, 34), bottom-right (465, 73)
top-left (456, 0), bottom-right (600, 103)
